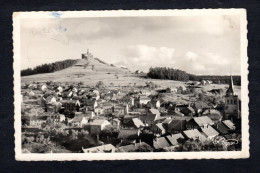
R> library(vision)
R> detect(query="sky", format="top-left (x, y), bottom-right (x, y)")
top-left (20, 15), bottom-right (241, 75)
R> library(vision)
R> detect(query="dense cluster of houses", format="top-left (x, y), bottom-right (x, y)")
top-left (21, 75), bottom-right (240, 152)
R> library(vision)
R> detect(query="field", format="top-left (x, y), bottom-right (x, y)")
top-left (21, 58), bottom-right (241, 99)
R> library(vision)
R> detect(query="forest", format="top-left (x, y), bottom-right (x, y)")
top-left (147, 67), bottom-right (189, 81)
top-left (21, 59), bottom-right (77, 76)
top-left (147, 67), bottom-right (241, 85)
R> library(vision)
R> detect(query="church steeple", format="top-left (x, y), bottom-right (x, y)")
top-left (226, 75), bottom-right (235, 96)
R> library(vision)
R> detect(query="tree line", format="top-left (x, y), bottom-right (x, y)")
top-left (21, 59), bottom-right (77, 76)
top-left (147, 67), bottom-right (241, 86)
top-left (147, 67), bottom-right (189, 81)
top-left (188, 74), bottom-right (241, 86)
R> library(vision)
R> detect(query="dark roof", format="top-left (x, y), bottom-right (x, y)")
top-left (215, 123), bottom-right (229, 135)
top-left (84, 99), bottom-right (96, 106)
top-left (168, 119), bottom-right (186, 132)
top-left (118, 129), bottom-right (139, 140)
top-left (146, 113), bottom-right (157, 122)
top-left (222, 120), bottom-right (235, 130)
top-left (31, 116), bottom-right (48, 121)
top-left (118, 142), bottom-right (150, 152)
top-left (194, 101), bottom-right (209, 109)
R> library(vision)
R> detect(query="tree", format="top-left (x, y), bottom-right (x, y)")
top-left (96, 81), bottom-right (105, 89)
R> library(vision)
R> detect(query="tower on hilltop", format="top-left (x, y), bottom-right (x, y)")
top-left (82, 49), bottom-right (94, 61)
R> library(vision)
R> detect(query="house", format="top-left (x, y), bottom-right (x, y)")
top-left (112, 118), bottom-right (121, 129)
top-left (82, 144), bottom-right (115, 153)
top-left (94, 107), bottom-right (104, 116)
top-left (180, 106), bottom-right (195, 116)
top-left (200, 125), bottom-right (219, 140)
top-left (118, 129), bottom-right (140, 143)
top-left (152, 123), bottom-right (166, 135)
top-left (214, 122), bottom-right (229, 135)
top-left (41, 85), bottom-right (47, 92)
top-left (182, 129), bottom-right (206, 142)
top-left (118, 142), bottom-right (152, 152)
top-left (222, 120), bottom-right (236, 130)
top-left (61, 100), bottom-right (80, 112)
top-left (138, 95), bottom-right (151, 106)
top-left (29, 116), bottom-right (48, 127)
top-left (83, 99), bottom-right (97, 111)
top-left (87, 89), bottom-right (100, 100)
top-left (193, 101), bottom-right (209, 114)
top-left (186, 116), bottom-right (214, 130)
top-left (168, 119), bottom-right (187, 133)
top-left (69, 113), bottom-right (89, 127)
top-left (62, 91), bottom-right (73, 98)
top-left (57, 86), bottom-right (63, 93)
top-left (202, 109), bottom-right (222, 123)
top-left (145, 109), bottom-right (160, 126)
top-left (85, 111), bottom-right (95, 119)
top-left (112, 104), bottom-right (129, 115)
top-left (132, 118), bottom-right (145, 128)
top-left (49, 113), bottom-right (65, 124)
top-left (28, 91), bottom-right (35, 99)
top-left (149, 100), bottom-right (160, 108)
top-left (165, 87), bottom-right (172, 93)
top-left (153, 137), bottom-right (171, 149)
top-left (89, 119), bottom-right (111, 134)
top-left (166, 133), bottom-right (185, 146)
top-left (171, 110), bottom-right (184, 117)
top-left (45, 95), bottom-right (57, 104)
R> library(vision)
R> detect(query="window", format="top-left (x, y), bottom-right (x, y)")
top-left (227, 99), bottom-right (229, 104)
top-left (234, 99), bottom-right (237, 104)
top-left (231, 99), bottom-right (233, 104)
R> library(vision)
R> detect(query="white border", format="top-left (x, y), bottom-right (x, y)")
top-left (13, 9), bottom-right (249, 161)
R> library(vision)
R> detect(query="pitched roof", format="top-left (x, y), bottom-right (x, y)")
top-left (71, 114), bottom-right (84, 122)
top-left (149, 109), bottom-right (160, 115)
top-left (193, 116), bottom-right (214, 127)
top-left (139, 95), bottom-right (150, 100)
top-left (153, 137), bottom-right (171, 149)
top-left (31, 116), bottom-right (48, 121)
top-left (132, 118), bottom-right (145, 128)
top-left (182, 129), bottom-right (206, 141)
top-left (155, 123), bottom-right (165, 132)
top-left (215, 123), bottom-right (229, 135)
top-left (222, 120), bottom-right (235, 130)
top-left (89, 119), bottom-right (108, 126)
top-left (82, 144), bottom-right (115, 153)
top-left (84, 99), bottom-right (96, 106)
top-left (201, 125), bottom-right (219, 137)
top-left (146, 113), bottom-right (157, 122)
top-left (194, 101), bottom-right (209, 109)
top-left (166, 133), bottom-right (185, 146)
top-left (118, 142), bottom-right (150, 152)
top-left (118, 129), bottom-right (139, 140)
top-left (168, 119), bottom-right (186, 132)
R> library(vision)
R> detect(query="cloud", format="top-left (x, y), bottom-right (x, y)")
top-left (115, 45), bottom-right (175, 72)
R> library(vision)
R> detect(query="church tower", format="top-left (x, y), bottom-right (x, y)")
top-left (224, 76), bottom-right (240, 120)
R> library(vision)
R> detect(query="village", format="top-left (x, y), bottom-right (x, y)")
top-left (20, 70), bottom-right (242, 153)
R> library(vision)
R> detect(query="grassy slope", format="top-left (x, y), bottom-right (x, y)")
top-left (21, 58), bottom-right (241, 99)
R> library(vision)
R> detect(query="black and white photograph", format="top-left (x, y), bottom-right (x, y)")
top-left (13, 9), bottom-right (249, 160)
